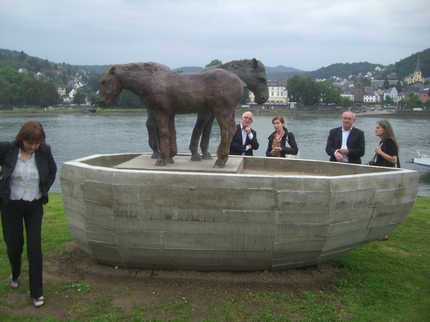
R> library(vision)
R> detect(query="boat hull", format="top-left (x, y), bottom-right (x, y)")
top-left (60, 154), bottom-right (419, 271)
top-left (413, 157), bottom-right (430, 168)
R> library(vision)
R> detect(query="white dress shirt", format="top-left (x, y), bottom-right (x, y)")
top-left (9, 150), bottom-right (42, 201)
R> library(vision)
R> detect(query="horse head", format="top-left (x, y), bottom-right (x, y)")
top-left (243, 58), bottom-right (269, 104)
top-left (99, 65), bottom-right (123, 107)
top-left (219, 58), bottom-right (269, 105)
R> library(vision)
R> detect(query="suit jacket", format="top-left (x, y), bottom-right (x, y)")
top-left (229, 124), bottom-right (259, 156)
top-left (325, 126), bottom-right (365, 164)
top-left (0, 141), bottom-right (57, 206)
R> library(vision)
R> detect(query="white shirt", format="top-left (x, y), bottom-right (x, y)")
top-left (241, 124), bottom-right (253, 152)
top-left (9, 150), bottom-right (42, 201)
top-left (341, 127), bottom-right (351, 163)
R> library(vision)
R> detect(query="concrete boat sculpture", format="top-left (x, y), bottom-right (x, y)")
top-left (60, 154), bottom-right (418, 271)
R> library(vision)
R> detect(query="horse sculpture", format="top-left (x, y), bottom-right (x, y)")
top-left (146, 58), bottom-right (269, 161)
top-left (99, 62), bottom-right (246, 167)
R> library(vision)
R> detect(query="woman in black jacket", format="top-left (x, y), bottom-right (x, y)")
top-left (266, 116), bottom-right (299, 158)
top-left (0, 121), bottom-right (57, 308)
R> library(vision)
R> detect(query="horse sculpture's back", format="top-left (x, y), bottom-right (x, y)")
top-left (99, 62), bottom-right (246, 167)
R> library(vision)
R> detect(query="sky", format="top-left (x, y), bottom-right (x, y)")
top-left (1, 0), bottom-right (428, 71)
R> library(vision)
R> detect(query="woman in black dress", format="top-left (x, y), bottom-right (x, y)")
top-left (372, 119), bottom-right (399, 241)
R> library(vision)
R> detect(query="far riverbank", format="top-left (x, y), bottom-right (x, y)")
top-left (1, 106), bottom-right (430, 118)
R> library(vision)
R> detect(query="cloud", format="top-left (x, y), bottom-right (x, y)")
top-left (0, 0), bottom-right (428, 70)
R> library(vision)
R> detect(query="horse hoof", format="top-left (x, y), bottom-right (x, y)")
top-left (166, 158), bottom-right (175, 165)
top-left (155, 159), bottom-right (166, 166)
top-left (202, 152), bottom-right (213, 160)
top-left (151, 152), bottom-right (161, 159)
top-left (191, 154), bottom-right (202, 161)
top-left (213, 161), bottom-right (225, 168)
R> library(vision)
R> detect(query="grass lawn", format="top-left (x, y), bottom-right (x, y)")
top-left (0, 194), bottom-right (429, 321)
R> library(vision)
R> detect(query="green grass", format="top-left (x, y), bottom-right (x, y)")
top-left (0, 194), bottom-right (429, 321)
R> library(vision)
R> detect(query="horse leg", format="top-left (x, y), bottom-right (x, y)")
top-left (213, 112), bottom-right (234, 168)
top-left (167, 115), bottom-right (177, 164)
top-left (189, 111), bottom-right (211, 161)
top-left (146, 110), bottom-right (161, 159)
top-left (154, 114), bottom-right (170, 166)
top-left (200, 113), bottom-right (215, 160)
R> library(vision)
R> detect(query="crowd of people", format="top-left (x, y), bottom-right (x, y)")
top-left (0, 112), bottom-right (399, 308)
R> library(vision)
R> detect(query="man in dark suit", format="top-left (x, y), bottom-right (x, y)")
top-left (229, 111), bottom-right (259, 156)
top-left (325, 111), bottom-right (365, 164)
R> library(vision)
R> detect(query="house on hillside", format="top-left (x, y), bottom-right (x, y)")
top-left (341, 90), bottom-right (354, 101)
top-left (57, 87), bottom-right (66, 96)
top-left (383, 87), bottom-right (398, 103)
top-left (370, 80), bottom-right (384, 88)
top-left (62, 95), bottom-right (71, 104)
top-left (363, 88), bottom-right (381, 103)
top-left (66, 80), bottom-right (83, 89)
top-left (69, 88), bottom-right (77, 100)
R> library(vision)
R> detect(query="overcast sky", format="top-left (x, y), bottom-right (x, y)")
top-left (1, 0), bottom-right (428, 71)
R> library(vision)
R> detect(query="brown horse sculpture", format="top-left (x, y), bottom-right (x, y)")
top-left (99, 62), bottom-right (245, 167)
top-left (146, 58), bottom-right (268, 161)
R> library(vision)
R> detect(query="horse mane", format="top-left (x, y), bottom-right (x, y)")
top-left (218, 58), bottom-right (260, 71)
top-left (109, 62), bottom-right (172, 75)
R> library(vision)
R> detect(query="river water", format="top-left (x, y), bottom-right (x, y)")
top-left (1, 113), bottom-right (429, 197)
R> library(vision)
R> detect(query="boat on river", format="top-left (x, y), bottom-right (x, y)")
top-left (60, 154), bottom-right (419, 271)
top-left (413, 150), bottom-right (430, 168)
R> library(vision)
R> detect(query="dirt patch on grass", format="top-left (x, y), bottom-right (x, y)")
top-left (2, 242), bottom-right (346, 320)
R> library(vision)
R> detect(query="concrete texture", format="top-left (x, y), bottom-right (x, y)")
top-left (60, 153), bottom-right (419, 271)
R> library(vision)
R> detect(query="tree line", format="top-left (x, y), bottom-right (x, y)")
top-left (0, 49), bottom-right (428, 110)
top-left (287, 75), bottom-right (353, 107)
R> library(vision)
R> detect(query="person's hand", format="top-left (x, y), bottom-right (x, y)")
top-left (375, 145), bottom-right (382, 154)
top-left (244, 125), bottom-right (251, 134)
top-left (335, 151), bottom-right (344, 162)
top-left (270, 147), bottom-right (281, 156)
top-left (338, 148), bottom-right (349, 155)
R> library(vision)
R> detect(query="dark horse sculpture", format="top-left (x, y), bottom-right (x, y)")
top-left (99, 62), bottom-right (245, 167)
top-left (146, 58), bottom-right (268, 161)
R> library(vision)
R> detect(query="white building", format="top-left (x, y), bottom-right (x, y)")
top-left (383, 87), bottom-right (399, 103)
top-left (363, 88), bottom-right (381, 103)
top-left (249, 80), bottom-right (288, 104)
top-left (57, 87), bottom-right (66, 96)
top-left (341, 91), bottom-right (354, 101)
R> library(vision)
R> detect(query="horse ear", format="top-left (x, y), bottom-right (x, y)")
top-left (252, 58), bottom-right (258, 68)
top-left (109, 66), bottom-right (116, 74)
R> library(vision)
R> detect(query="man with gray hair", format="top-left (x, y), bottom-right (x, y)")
top-left (229, 111), bottom-right (259, 156)
top-left (325, 110), bottom-right (365, 164)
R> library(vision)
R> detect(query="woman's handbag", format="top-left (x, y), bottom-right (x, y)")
top-left (367, 154), bottom-right (377, 166)
top-left (285, 134), bottom-right (300, 159)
